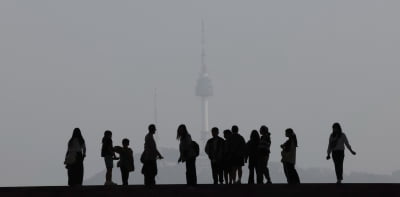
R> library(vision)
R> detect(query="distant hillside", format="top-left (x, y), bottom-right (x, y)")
top-left (85, 148), bottom-right (400, 185)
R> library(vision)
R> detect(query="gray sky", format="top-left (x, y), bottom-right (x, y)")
top-left (1, 0), bottom-right (400, 186)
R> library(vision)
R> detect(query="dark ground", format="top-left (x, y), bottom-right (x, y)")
top-left (0, 184), bottom-right (399, 197)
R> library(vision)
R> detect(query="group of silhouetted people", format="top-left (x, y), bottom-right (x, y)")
top-left (64, 122), bottom-right (356, 187)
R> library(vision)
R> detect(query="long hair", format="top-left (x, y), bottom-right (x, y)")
top-left (176, 124), bottom-right (188, 140)
top-left (250, 130), bottom-right (260, 144)
top-left (331, 122), bottom-right (343, 138)
top-left (69, 128), bottom-right (85, 147)
top-left (286, 128), bottom-right (298, 147)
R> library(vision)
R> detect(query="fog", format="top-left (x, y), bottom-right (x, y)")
top-left (1, 1), bottom-right (399, 186)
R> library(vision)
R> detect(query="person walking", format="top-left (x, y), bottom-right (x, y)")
top-left (326, 122), bottom-right (356, 184)
top-left (64, 128), bottom-right (86, 186)
top-left (141, 124), bottom-right (163, 187)
top-left (114, 138), bottom-right (135, 186)
top-left (177, 124), bottom-right (198, 186)
top-left (102, 130), bottom-right (118, 185)
top-left (205, 127), bottom-right (225, 184)
top-left (259, 125), bottom-right (272, 184)
top-left (245, 130), bottom-right (263, 184)
top-left (281, 128), bottom-right (300, 184)
top-left (230, 125), bottom-right (246, 184)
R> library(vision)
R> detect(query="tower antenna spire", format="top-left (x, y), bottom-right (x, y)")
top-left (201, 19), bottom-right (207, 74)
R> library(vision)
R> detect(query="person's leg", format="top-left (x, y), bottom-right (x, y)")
top-left (238, 166), bottom-right (242, 184)
top-left (231, 166), bottom-right (237, 183)
top-left (185, 160), bottom-right (191, 185)
top-left (121, 167), bottom-right (129, 186)
top-left (211, 162), bottom-right (218, 184)
top-left (217, 163), bottom-right (224, 184)
top-left (283, 162), bottom-right (290, 184)
top-left (248, 162), bottom-right (255, 184)
top-left (67, 165), bottom-right (74, 186)
top-left (332, 151), bottom-right (344, 183)
top-left (77, 160), bottom-right (84, 185)
top-left (190, 158), bottom-right (197, 185)
top-left (265, 154), bottom-right (272, 183)
top-left (256, 159), bottom-right (264, 184)
top-left (150, 160), bottom-right (157, 186)
top-left (291, 164), bottom-right (300, 184)
top-left (104, 156), bottom-right (114, 184)
top-left (223, 168), bottom-right (229, 184)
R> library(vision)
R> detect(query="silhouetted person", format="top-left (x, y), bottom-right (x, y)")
top-left (114, 138), bottom-right (134, 186)
top-left (205, 127), bottom-right (225, 184)
top-left (64, 128), bottom-right (86, 186)
top-left (177, 124), bottom-right (197, 186)
top-left (141, 124), bottom-right (163, 187)
top-left (281, 128), bottom-right (300, 184)
top-left (222, 129), bottom-right (233, 184)
top-left (326, 122), bottom-right (356, 184)
top-left (102, 130), bottom-right (118, 185)
top-left (245, 130), bottom-right (263, 184)
top-left (259, 125), bottom-right (272, 184)
top-left (230, 125), bottom-right (246, 184)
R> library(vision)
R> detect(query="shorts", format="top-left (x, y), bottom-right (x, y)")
top-left (104, 156), bottom-right (114, 169)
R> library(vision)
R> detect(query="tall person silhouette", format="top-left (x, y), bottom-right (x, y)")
top-left (245, 130), bottom-right (263, 184)
top-left (281, 128), bottom-right (300, 184)
top-left (326, 122), bottom-right (356, 184)
top-left (177, 124), bottom-right (198, 186)
top-left (141, 124), bottom-right (163, 187)
top-left (102, 130), bottom-right (118, 185)
top-left (205, 127), bottom-right (225, 184)
top-left (64, 128), bottom-right (86, 186)
top-left (259, 125), bottom-right (272, 184)
top-left (230, 125), bottom-right (246, 184)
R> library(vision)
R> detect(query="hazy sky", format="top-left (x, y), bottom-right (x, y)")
top-left (1, 1), bottom-right (400, 186)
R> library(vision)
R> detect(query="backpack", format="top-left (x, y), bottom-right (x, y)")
top-left (192, 141), bottom-right (200, 157)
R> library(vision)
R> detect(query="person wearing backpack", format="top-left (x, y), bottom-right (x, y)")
top-left (326, 122), bottom-right (356, 184)
top-left (177, 124), bottom-right (197, 186)
top-left (114, 138), bottom-right (135, 186)
top-left (205, 127), bottom-right (225, 184)
top-left (259, 125), bottom-right (272, 184)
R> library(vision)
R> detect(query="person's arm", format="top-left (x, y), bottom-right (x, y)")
top-left (204, 140), bottom-right (210, 155)
top-left (82, 142), bottom-right (86, 158)
top-left (344, 134), bottom-right (356, 155)
top-left (327, 136), bottom-right (332, 159)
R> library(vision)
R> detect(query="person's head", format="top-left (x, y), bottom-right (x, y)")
top-left (285, 128), bottom-right (298, 147)
top-left (177, 124), bottom-right (188, 140)
top-left (211, 127), bottom-right (219, 137)
top-left (332, 122), bottom-right (343, 137)
top-left (250, 130), bottom-right (260, 142)
top-left (223, 129), bottom-right (232, 140)
top-left (104, 130), bottom-right (112, 138)
top-left (122, 138), bottom-right (130, 147)
top-left (69, 127), bottom-right (85, 145)
top-left (231, 125), bottom-right (239, 134)
top-left (260, 125), bottom-right (269, 136)
top-left (148, 124), bottom-right (156, 134)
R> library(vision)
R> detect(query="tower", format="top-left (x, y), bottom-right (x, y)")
top-left (196, 21), bottom-right (213, 145)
